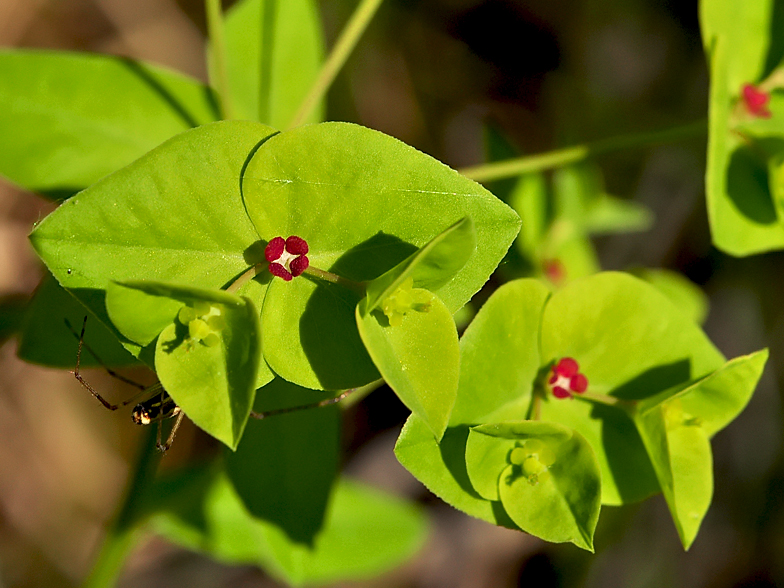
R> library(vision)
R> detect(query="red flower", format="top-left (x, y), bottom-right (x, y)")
top-left (742, 84), bottom-right (772, 118)
top-left (548, 357), bottom-right (588, 399)
top-left (543, 258), bottom-right (566, 285)
top-left (265, 236), bottom-right (309, 281)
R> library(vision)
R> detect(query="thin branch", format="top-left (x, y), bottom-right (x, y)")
top-left (288, 0), bottom-right (385, 128)
top-left (458, 120), bottom-right (707, 183)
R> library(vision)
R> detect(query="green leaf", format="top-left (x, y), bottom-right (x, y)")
top-left (105, 282), bottom-right (187, 347)
top-left (0, 50), bottom-right (217, 197)
top-left (539, 272), bottom-right (724, 504)
top-left (225, 378), bottom-right (339, 544)
top-left (17, 273), bottom-right (138, 368)
top-left (553, 164), bottom-right (595, 223)
top-left (642, 349), bottom-right (769, 438)
top-left (262, 276), bottom-right (378, 391)
top-left (394, 414), bottom-right (518, 528)
top-left (510, 173), bottom-right (548, 259)
top-left (106, 280), bottom-right (245, 345)
top-left (155, 295), bottom-right (261, 450)
top-left (701, 1), bottom-right (784, 254)
top-left (632, 350), bottom-right (769, 547)
top-left (463, 427), bottom-right (510, 501)
top-left (215, 0), bottom-right (324, 127)
top-left (149, 467), bottom-right (428, 586)
top-left (243, 122), bottom-right (519, 390)
top-left (363, 217), bottom-right (476, 314)
top-left (700, 0), bottom-right (774, 88)
top-left (449, 279), bottom-right (549, 426)
top-left (357, 290), bottom-right (460, 440)
top-left (30, 120), bottom-right (277, 345)
top-left (540, 272), bottom-right (724, 397)
top-left (634, 404), bottom-right (713, 550)
top-left (630, 268), bottom-right (709, 325)
top-left (551, 162), bottom-right (651, 236)
top-left (539, 394), bottom-right (659, 507)
top-left (582, 195), bottom-right (653, 235)
top-left (0, 293), bottom-right (26, 346)
top-left (469, 422), bottom-right (601, 551)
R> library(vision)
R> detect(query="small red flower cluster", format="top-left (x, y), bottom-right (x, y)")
top-left (265, 236), bottom-right (309, 281)
top-left (742, 84), bottom-right (772, 119)
top-left (549, 357), bottom-right (588, 399)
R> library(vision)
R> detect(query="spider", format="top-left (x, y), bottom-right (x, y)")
top-left (67, 316), bottom-right (184, 453)
top-left (66, 316), bottom-right (359, 453)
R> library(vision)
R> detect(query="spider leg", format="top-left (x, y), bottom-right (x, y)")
top-left (249, 388), bottom-right (356, 420)
top-left (66, 316), bottom-right (152, 410)
top-left (157, 411), bottom-right (185, 454)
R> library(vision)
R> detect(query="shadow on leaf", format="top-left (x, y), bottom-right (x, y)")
top-left (298, 233), bottom-right (416, 389)
top-left (610, 360), bottom-right (691, 400)
top-left (726, 146), bottom-right (776, 225)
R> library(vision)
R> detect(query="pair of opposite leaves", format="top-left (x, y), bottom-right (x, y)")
top-left (103, 216), bottom-right (477, 449)
top-left (395, 273), bottom-right (767, 551)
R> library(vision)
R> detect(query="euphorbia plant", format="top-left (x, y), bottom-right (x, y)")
top-left (0, 0), bottom-right (775, 585)
top-left (396, 273), bottom-right (766, 550)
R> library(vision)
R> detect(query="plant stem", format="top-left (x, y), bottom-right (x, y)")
top-left (304, 265), bottom-right (366, 294)
top-left (531, 394), bottom-right (542, 421)
top-left (225, 263), bottom-right (365, 294)
top-left (577, 390), bottom-right (636, 415)
top-left (226, 264), bottom-right (261, 294)
top-left (458, 119), bottom-right (707, 183)
top-left (205, 0), bottom-right (234, 120)
top-left (82, 429), bottom-right (160, 588)
top-left (288, 0), bottom-right (385, 129)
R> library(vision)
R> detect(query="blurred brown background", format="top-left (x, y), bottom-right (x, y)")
top-left (0, 0), bottom-right (782, 586)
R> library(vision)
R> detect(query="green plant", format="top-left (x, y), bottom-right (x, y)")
top-left (0, 0), bottom-right (776, 586)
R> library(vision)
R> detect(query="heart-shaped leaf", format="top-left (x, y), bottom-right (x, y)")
top-left (634, 402), bottom-right (713, 550)
top-left (242, 122), bottom-right (519, 390)
top-left (449, 279), bottom-right (549, 426)
top-left (539, 272), bottom-right (724, 505)
top-left (469, 421), bottom-right (601, 551)
top-left (30, 120), bottom-right (277, 355)
top-left (357, 289), bottom-right (460, 440)
top-left (155, 294), bottom-right (262, 450)
top-left (394, 414), bottom-right (517, 528)
top-left (107, 280), bottom-right (246, 344)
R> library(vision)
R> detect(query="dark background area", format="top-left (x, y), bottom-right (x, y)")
top-left (0, 0), bottom-right (781, 586)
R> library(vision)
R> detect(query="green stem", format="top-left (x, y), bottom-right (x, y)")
top-left (82, 429), bottom-right (161, 588)
top-left (226, 264), bottom-right (261, 294)
top-left (288, 0), bottom-right (385, 129)
top-left (577, 390), bottom-right (636, 415)
top-left (458, 119), bottom-right (707, 183)
top-left (225, 263), bottom-right (365, 294)
top-left (304, 265), bottom-right (366, 294)
top-left (206, 0), bottom-right (234, 120)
